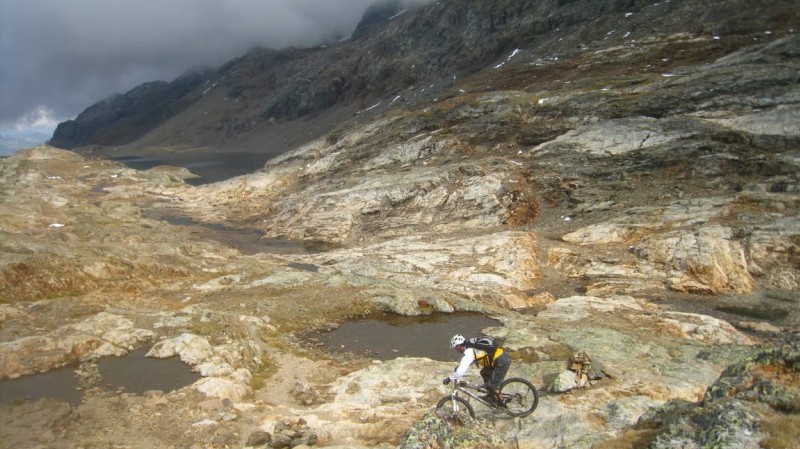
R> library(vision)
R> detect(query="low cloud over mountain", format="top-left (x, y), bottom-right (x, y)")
top-left (0, 0), bottom-right (432, 154)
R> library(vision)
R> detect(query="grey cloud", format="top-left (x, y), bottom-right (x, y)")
top-left (0, 0), bottom-right (431, 131)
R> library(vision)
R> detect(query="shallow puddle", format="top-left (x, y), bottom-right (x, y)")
top-left (151, 213), bottom-right (318, 256)
top-left (0, 365), bottom-right (82, 405)
top-left (308, 312), bottom-right (502, 362)
top-left (97, 348), bottom-right (201, 395)
top-left (0, 348), bottom-right (200, 405)
top-left (714, 305), bottom-right (785, 321)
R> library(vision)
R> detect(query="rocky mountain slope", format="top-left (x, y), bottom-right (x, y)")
top-left (50, 0), bottom-right (798, 157)
top-left (2, 0), bottom-right (799, 448)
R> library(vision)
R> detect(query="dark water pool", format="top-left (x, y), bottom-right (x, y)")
top-left (150, 213), bottom-right (320, 256)
top-left (0, 348), bottom-right (200, 405)
top-left (0, 365), bottom-right (81, 405)
top-left (714, 305), bottom-right (786, 321)
top-left (308, 312), bottom-right (502, 362)
top-left (112, 152), bottom-right (276, 186)
top-left (97, 348), bottom-right (201, 394)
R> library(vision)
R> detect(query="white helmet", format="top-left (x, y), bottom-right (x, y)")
top-left (450, 334), bottom-right (465, 348)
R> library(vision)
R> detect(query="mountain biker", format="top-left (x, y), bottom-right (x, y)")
top-left (443, 334), bottom-right (510, 406)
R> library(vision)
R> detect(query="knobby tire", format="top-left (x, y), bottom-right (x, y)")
top-left (500, 377), bottom-right (539, 417)
top-left (436, 395), bottom-right (475, 420)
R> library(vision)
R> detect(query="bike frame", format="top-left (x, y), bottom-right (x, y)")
top-left (448, 381), bottom-right (504, 410)
top-left (439, 376), bottom-right (539, 419)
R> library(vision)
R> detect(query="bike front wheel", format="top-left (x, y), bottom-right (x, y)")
top-left (500, 377), bottom-right (539, 417)
top-left (436, 395), bottom-right (475, 420)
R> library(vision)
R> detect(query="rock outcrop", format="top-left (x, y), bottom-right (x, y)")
top-left (2, 0), bottom-right (798, 448)
top-left (50, 71), bottom-right (212, 149)
top-left (50, 0), bottom-right (800, 155)
top-left (639, 333), bottom-right (800, 449)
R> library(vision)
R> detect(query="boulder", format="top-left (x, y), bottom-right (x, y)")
top-left (147, 333), bottom-right (213, 364)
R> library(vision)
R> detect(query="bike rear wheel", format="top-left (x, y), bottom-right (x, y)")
top-left (436, 395), bottom-right (475, 420)
top-left (499, 378), bottom-right (538, 417)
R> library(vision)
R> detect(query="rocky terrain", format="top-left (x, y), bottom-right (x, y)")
top-left (2, 0), bottom-right (799, 448)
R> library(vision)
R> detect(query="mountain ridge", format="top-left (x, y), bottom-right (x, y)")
top-left (51, 0), bottom-right (797, 157)
top-left (2, 0), bottom-right (798, 447)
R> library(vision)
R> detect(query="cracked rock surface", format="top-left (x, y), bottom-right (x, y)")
top-left (2, 1), bottom-right (799, 448)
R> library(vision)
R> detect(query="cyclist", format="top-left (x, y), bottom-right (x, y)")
top-left (443, 334), bottom-right (510, 406)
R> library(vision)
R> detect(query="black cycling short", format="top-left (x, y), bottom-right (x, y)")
top-left (479, 352), bottom-right (510, 390)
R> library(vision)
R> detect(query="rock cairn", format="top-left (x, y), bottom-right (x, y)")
top-left (246, 418), bottom-right (318, 449)
top-left (550, 351), bottom-right (607, 393)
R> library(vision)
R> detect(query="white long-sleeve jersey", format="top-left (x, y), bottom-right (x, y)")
top-left (448, 348), bottom-right (480, 381)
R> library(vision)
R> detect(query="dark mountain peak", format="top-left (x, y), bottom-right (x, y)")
top-left (49, 0), bottom-right (800, 154)
top-left (50, 70), bottom-right (212, 149)
top-left (351, 0), bottom-right (406, 40)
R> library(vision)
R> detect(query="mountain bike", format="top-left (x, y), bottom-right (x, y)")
top-left (436, 377), bottom-right (539, 419)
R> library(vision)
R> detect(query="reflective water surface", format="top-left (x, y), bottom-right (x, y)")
top-left (97, 348), bottom-right (201, 395)
top-left (309, 312), bottom-right (503, 362)
top-left (112, 152), bottom-right (275, 186)
top-left (0, 365), bottom-right (81, 405)
top-left (0, 348), bottom-right (200, 404)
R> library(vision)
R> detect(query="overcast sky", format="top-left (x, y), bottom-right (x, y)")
top-left (0, 0), bottom-right (429, 155)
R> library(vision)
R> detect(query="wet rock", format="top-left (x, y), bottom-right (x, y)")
top-left (290, 434), bottom-right (317, 447)
top-left (74, 361), bottom-right (101, 390)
